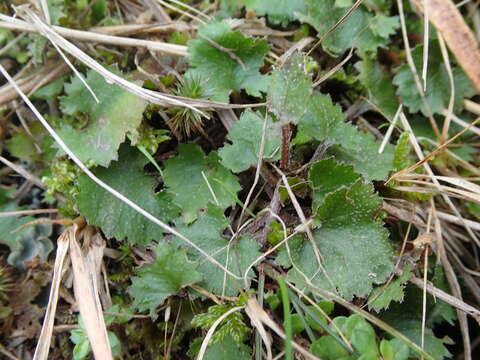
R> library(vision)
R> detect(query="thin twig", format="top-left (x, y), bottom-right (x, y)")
top-left (0, 209), bottom-right (58, 217)
top-left (0, 14), bottom-right (188, 56)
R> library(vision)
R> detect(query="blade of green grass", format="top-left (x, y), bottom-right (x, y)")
top-left (137, 145), bottom-right (163, 176)
top-left (277, 276), bottom-right (292, 360)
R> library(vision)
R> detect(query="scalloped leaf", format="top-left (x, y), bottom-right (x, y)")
top-left (186, 21), bottom-right (269, 103)
top-left (368, 266), bottom-right (413, 312)
top-left (219, 110), bottom-right (281, 173)
top-left (393, 43), bottom-right (475, 116)
top-left (163, 144), bottom-right (241, 223)
top-left (77, 144), bottom-right (179, 245)
top-left (128, 243), bottom-right (202, 318)
top-left (59, 68), bottom-right (146, 167)
top-left (243, 0), bottom-right (306, 25)
top-left (297, 0), bottom-right (391, 56)
top-left (269, 53), bottom-right (394, 180)
top-left (173, 204), bottom-right (261, 296)
top-left (280, 177), bottom-right (394, 299)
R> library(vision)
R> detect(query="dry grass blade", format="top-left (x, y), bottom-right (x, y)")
top-left (431, 206), bottom-right (473, 360)
top-left (435, 176), bottom-right (480, 195)
top-left (33, 227), bottom-right (71, 360)
top-left (394, 113), bottom-right (480, 248)
top-left (90, 22), bottom-right (191, 36)
top-left (245, 297), bottom-right (320, 360)
top-left (408, 275), bottom-right (480, 322)
top-left (69, 224), bottom-right (113, 360)
top-left (0, 344), bottom-right (19, 360)
top-left (421, 0), bottom-right (430, 92)
top-left (411, 0), bottom-right (480, 91)
top-left (0, 61), bottom-right (69, 106)
top-left (313, 46), bottom-right (354, 87)
top-left (0, 155), bottom-right (45, 189)
top-left (465, 99), bottom-right (480, 115)
top-left (438, 34), bottom-right (455, 143)
top-left (379, 104), bottom-right (403, 153)
top-left (0, 209), bottom-right (57, 217)
top-left (246, 299), bottom-right (273, 360)
top-left (397, 0), bottom-right (440, 138)
top-left (442, 111), bottom-right (480, 137)
top-left (0, 14), bottom-right (188, 56)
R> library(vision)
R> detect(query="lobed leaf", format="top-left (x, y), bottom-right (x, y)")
top-left (219, 110), bottom-right (281, 173)
top-left (59, 68), bottom-right (146, 167)
top-left (269, 54), bottom-right (394, 180)
top-left (128, 243), bottom-right (202, 319)
top-left (163, 144), bottom-right (241, 223)
top-left (368, 266), bottom-right (413, 312)
top-left (297, 0), bottom-right (390, 56)
top-left (243, 0), bottom-right (306, 25)
top-left (173, 204), bottom-right (261, 296)
top-left (77, 144), bottom-right (179, 245)
top-left (281, 160), bottom-right (394, 299)
top-left (186, 21), bottom-right (269, 103)
top-left (393, 43), bottom-right (475, 116)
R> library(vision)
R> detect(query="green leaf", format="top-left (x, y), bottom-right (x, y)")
top-left (393, 43), bottom-right (475, 116)
top-left (268, 54), bottom-right (394, 180)
top-left (305, 301), bottom-right (335, 331)
top-left (369, 15), bottom-right (399, 38)
top-left (311, 335), bottom-right (349, 359)
top-left (297, 0), bottom-right (388, 56)
top-left (393, 132), bottom-right (413, 171)
top-left (128, 243), bottom-right (202, 318)
top-left (388, 319), bottom-right (451, 359)
top-left (380, 338), bottom-right (410, 360)
top-left (58, 68), bottom-right (147, 166)
top-left (32, 76), bottom-right (66, 100)
top-left (72, 333), bottom-right (90, 360)
top-left (201, 335), bottom-right (251, 360)
top-left (219, 110), bottom-right (281, 172)
top-left (281, 180), bottom-right (394, 299)
top-left (342, 315), bottom-right (379, 357)
top-left (70, 317), bottom-right (121, 360)
top-left (6, 122), bottom-right (49, 162)
top-left (186, 21), bottom-right (269, 103)
top-left (0, 204), bottom-right (53, 270)
top-left (380, 288), bottom-right (453, 359)
top-left (27, 34), bottom-right (47, 65)
top-left (243, 0), bottom-right (306, 25)
top-left (368, 266), bottom-right (412, 312)
top-left (327, 122), bottom-right (394, 180)
top-left (467, 202), bottom-right (480, 219)
top-left (77, 144), bottom-right (179, 245)
top-left (47, 0), bottom-right (67, 25)
top-left (173, 204), bottom-right (261, 296)
top-left (163, 144), bottom-right (241, 223)
top-left (309, 158), bottom-right (360, 210)
top-left (356, 56), bottom-right (399, 119)
top-left (268, 53), bottom-right (343, 128)
top-left (291, 314), bottom-right (305, 334)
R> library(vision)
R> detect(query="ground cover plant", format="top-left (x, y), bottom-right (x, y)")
top-left (0, 0), bottom-right (480, 359)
